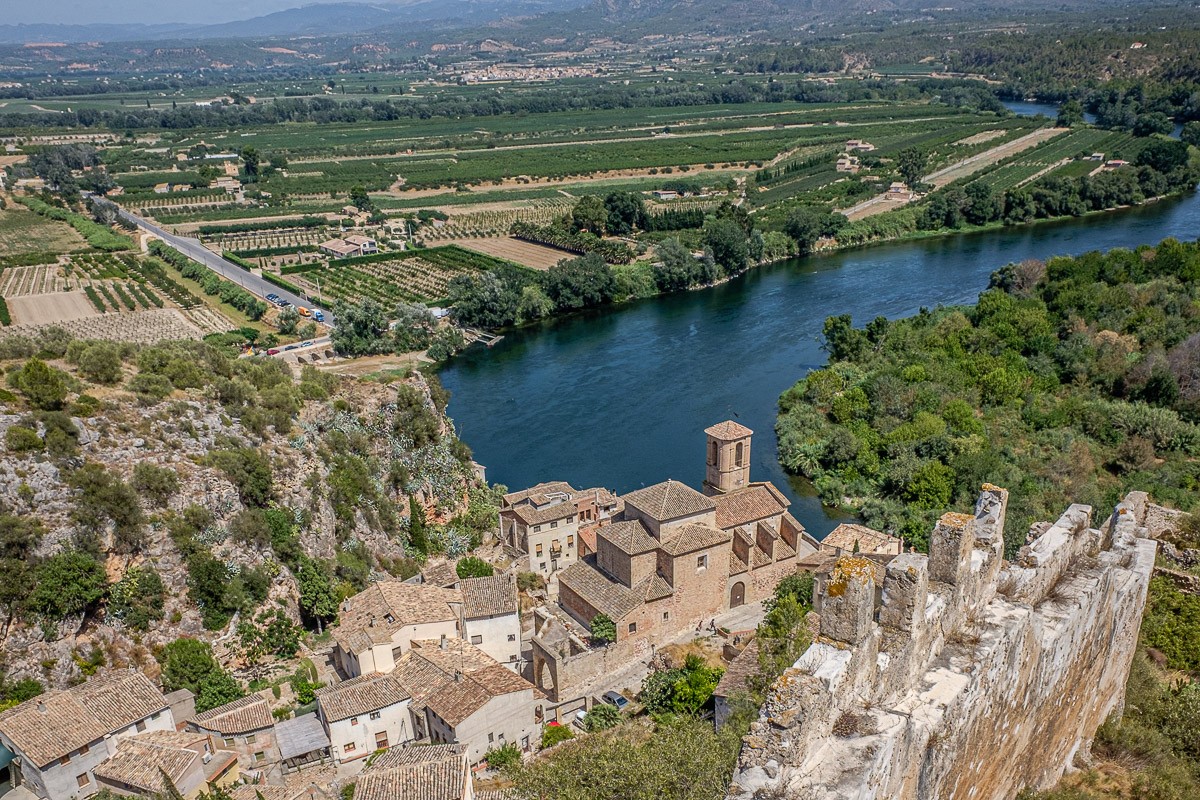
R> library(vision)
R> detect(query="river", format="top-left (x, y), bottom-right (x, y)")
top-left (440, 188), bottom-right (1200, 539)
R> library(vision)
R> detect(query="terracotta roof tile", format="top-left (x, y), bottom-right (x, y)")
top-left (357, 744), bottom-right (468, 800)
top-left (191, 694), bottom-right (273, 735)
top-left (509, 502), bottom-right (576, 526)
top-left (93, 736), bottom-right (198, 793)
top-left (0, 670), bottom-right (167, 767)
top-left (597, 520), bottom-right (658, 555)
top-left (392, 641), bottom-right (533, 729)
top-left (821, 523), bottom-right (902, 555)
top-left (317, 674), bottom-right (410, 723)
top-left (623, 480), bottom-right (716, 522)
top-left (333, 582), bottom-right (462, 654)
top-left (422, 561), bottom-right (459, 589)
top-left (714, 640), bottom-right (760, 698)
top-left (713, 483), bottom-right (788, 530)
top-left (704, 420), bottom-right (754, 440)
top-left (558, 560), bottom-right (643, 621)
top-left (460, 574), bottom-right (517, 619)
top-left (659, 522), bottom-right (732, 556)
top-left (729, 550), bottom-right (748, 575)
top-left (503, 482), bottom-right (576, 506)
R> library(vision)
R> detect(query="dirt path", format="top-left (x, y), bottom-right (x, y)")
top-left (842, 127), bottom-right (1067, 221)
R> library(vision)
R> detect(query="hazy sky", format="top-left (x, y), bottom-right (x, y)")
top-left (5, 0), bottom-right (308, 26)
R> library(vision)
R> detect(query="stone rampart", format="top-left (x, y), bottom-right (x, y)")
top-left (728, 489), bottom-right (1157, 800)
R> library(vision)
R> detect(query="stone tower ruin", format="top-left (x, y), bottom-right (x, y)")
top-left (728, 487), bottom-right (1158, 800)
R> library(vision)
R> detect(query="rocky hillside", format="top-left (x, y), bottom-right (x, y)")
top-left (0, 328), bottom-right (489, 694)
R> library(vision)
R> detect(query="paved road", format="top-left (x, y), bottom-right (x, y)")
top-left (108, 202), bottom-right (337, 327)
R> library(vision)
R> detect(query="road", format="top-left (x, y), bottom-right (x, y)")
top-left (108, 202), bottom-right (337, 327)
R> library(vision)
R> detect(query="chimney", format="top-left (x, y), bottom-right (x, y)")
top-left (368, 616), bottom-right (375, 628)
top-left (440, 634), bottom-right (448, 650)
top-left (342, 600), bottom-right (350, 612)
top-left (454, 670), bottom-right (463, 683)
top-left (37, 700), bottom-right (46, 714)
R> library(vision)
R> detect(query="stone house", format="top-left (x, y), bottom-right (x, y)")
top-left (460, 575), bottom-right (522, 670)
top-left (316, 674), bottom-right (413, 764)
top-left (92, 730), bottom-right (237, 798)
top-left (187, 695), bottom-right (280, 780)
top-left (393, 639), bottom-right (541, 764)
top-left (574, 487), bottom-right (623, 556)
top-left (532, 422), bottom-right (819, 700)
top-left (332, 582), bottom-right (463, 678)
top-left (354, 744), bottom-right (473, 800)
top-left (500, 482), bottom-right (582, 578)
top-left (0, 670), bottom-right (176, 800)
top-left (820, 523), bottom-right (903, 556)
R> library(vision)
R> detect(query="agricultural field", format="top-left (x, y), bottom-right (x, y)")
top-left (0, 202), bottom-right (86, 257)
top-left (0, 308), bottom-right (205, 344)
top-left (0, 250), bottom-right (233, 334)
top-left (447, 237), bottom-right (569, 271)
top-left (288, 245), bottom-right (521, 305)
top-left (963, 129), bottom-right (1137, 192)
top-left (421, 199), bottom-right (574, 241)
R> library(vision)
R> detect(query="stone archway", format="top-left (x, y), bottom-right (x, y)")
top-left (730, 581), bottom-right (746, 609)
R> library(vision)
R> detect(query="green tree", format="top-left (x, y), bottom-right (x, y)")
top-left (590, 613), bottom-right (616, 645)
top-left (570, 195), bottom-right (608, 235)
top-left (603, 191), bottom-right (647, 235)
top-left (68, 462), bottom-right (145, 553)
top-left (10, 358), bottom-right (68, 410)
top-left (541, 724), bottom-right (575, 748)
top-left (582, 702), bottom-right (621, 732)
top-left (240, 147), bottom-right (260, 181)
top-left (896, 147), bottom-right (929, 190)
top-left (131, 463), bottom-right (180, 507)
top-left (196, 671), bottom-right (245, 712)
top-left (1182, 121), bottom-right (1200, 148)
top-left (76, 343), bottom-right (123, 384)
top-left (541, 253), bottom-right (616, 312)
top-left (669, 654), bottom-right (724, 714)
top-left (1056, 99), bottom-right (1085, 127)
top-left (296, 556), bottom-right (339, 632)
top-left (209, 448), bottom-right (273, 507)
top-left (277, 306), bottom-right (300, 335)
top-left (408, 496), bottom-right (429, 555)
top-left (516, 284), bottom-right (554, 323)
top-left (28, 551), bottom-right (107, 620)
top-left (702, 217), bottom-right (749, 275)
top-left (456, 556), bottom-right (494, 578)
top-left (331, 299), bottom-right (390, 356)
top-left (349, 185), bottom-right (372, 211)
top-left (784, 207), bottom-right (843, 254)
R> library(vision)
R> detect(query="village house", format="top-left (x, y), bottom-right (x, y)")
top-left (0, 670), bottom-right (176, 800)
top-left (92, 730), bottom-right (237, 799)
top-left (460, 575), bottom-right (522, 670)
top-left (353, 744), bottom-right (473, 800)
top-left (317, 674), bottom-right (413, 764)
top-left (836, 154), bottom-right (861, 173)
top-left (318, 236), bottom-right (376, 259)
top-left (187, 695), bottom-right (280, 780)
top-left (272, 714), bottom-right (330, 775)
top-left (532, 422), bottom-right (820, 701)
top-left (500, 482), bottom-right (620, 578)
top-left (229, 785), bottom-right (331, 800)
top-left (820, 523), bottom-right (903, 556)
top-left (332, 582), bottom-right (463, 678)
top-left (392, 638), bottom-right (541, 764)
top-left (845, 139), bottom-right (876, 152)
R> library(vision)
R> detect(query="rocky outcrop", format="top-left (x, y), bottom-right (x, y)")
top-left (729, 487), bottom-right (1157, 800)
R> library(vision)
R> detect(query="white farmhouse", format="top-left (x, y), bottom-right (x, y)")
top-left (316, 674), bottom-right (413, 765)
top-left (0, 671), bottom-right (175, 800)
top-left (332, 583), bottom-right (463, 678)
top-left (460, 575), bottom-right (522, 670)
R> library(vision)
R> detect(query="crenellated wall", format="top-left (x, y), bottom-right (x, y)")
top-left (728, 488), bottom-right (1157, 800)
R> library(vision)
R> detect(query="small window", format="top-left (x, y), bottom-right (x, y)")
top-left (498, 733), bottom-right (505, 741)
top-left (550, 520), bottom-right (558, 529)
top-left (697, 554), bottom-right (708, 570)
top-left (533, 525), bottom-right (542, 533)
top-left (539, 562), bottom-right (546, 570)
top-left (663, 612), bottom-right (670, 621)
top-left (628, 622), bottom-right (637, 634)
top-left (507, 634), bottom-right (516, 641)
top-left (135, 720), bottom-right (147, 733)
top-left (510, 654), bottom-right (518, 662)
top-left (370, 711), bottom-right (381, 721)
top-left (151, 712), bottom-right (161, 720)
top-left (223, 737), bottom-right (234, 748)
top-left (535, 544), bottom-right (543, 556)
top-left (254, 751), bottom-right (265, 763)
top-left (246, 733), bottom-right (257, 744)
top-left (345, 742), bottom-right (357, 753)
top-left (60, 755), bottom-right (71, 766)
top-left (471, 634), bottom-right (483, 645)
top-left (488, 732), bottom-right (495, 743)
top-left (351, 717), bottom-right (359, 726)
top-left (76, 774), bottom-right (89, 789)
top-left (79, 744), bottom-right (89, 756)
top-left (567, 535), bottom-right (574, 546)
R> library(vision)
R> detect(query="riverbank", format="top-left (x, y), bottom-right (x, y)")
top-left (438, 188), bottom-right (1200, 537)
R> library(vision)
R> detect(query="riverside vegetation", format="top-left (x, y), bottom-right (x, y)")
top-left (0, 326), bottom-right (500, 703)
top-left (777, 238), bottom-right (1200, 799)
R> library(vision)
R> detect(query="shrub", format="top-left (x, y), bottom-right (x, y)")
top-left (486, 742), bottom-right (522, 771)
top-left (131, 463), bottom-right (180, 506)
top-left (5, 426), bottom-right (42, 454)
top-left (541, 723), bottom-right (575, 749)
top-left (583, 703), bottom-right (622, 732)
top-left (456, 556), bottom-right (494, 578)
top-left (8, 358), bottom-right (69, 410)
top-left (590, 613), bottom-right (616, 645)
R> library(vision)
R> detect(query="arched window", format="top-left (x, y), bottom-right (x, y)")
top-left (735, 442), bottom-right (744, 467)
top-left (709, 440), bottom-right (718, 466)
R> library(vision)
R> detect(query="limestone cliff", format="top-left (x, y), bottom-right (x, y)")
top-left (729, 488), bottom-right (1157, 800)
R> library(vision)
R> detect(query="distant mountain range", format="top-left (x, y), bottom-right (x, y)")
top-left (0, 0), bottom-right (587, 44)
top-left (0, 0), bottom-right (1158, 45)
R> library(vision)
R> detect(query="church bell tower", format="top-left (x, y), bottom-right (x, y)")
top-left (703, 420), bottom-right (753, 495)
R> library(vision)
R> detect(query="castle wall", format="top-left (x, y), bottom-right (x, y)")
top-left (729, 489), bottom-right (1157, 800)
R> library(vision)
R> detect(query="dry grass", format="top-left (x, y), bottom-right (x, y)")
top-left (0, 203), bottom-right (86, 256)
top-left (448, 237), bottom-right (568, 271)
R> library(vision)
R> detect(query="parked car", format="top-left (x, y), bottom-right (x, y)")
top-left (601, 691), bottom-right (630, 711)
top-left (283, 344), bottom-right (298, 351)
top-left (278, 300), bottom-right (291, 308)
top-left (297, 307), bottom-right (311, 317)
top-left (312, 310), bottom-right (325, 323)
top-left (265, 293), bottom-right (280, 303)
top-left (301, 341), bottom-right (314, 348)
top-left (266, 348), bottom-right (280, 355)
